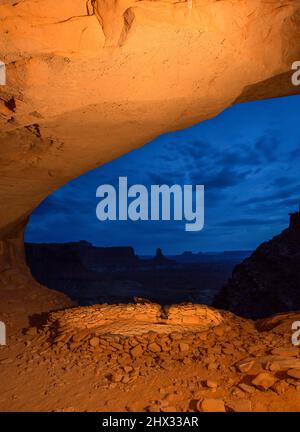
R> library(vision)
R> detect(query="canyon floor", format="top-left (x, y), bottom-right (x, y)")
top-left (0, 280), bottom-right (300, 412)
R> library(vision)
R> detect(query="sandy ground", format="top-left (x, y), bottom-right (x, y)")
top-left (0, 281), bottom-right (300, 412)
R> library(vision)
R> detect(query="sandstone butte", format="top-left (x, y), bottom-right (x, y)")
top-left (0, 0), bottom-right (300, 412)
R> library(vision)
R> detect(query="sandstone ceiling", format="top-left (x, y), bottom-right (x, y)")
top-left (0, 0), bottom-right (299, 249)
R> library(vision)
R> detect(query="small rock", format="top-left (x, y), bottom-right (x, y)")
top-left (222, 347), bottom-right (235, 355)
top-left (214, 326), bottom-right (224, 337)
top-left (271, 347), bottom-right (299, 357)
top-left (163, 393), bottom-right (177, 403)
top-left (271, 380), bottom-right (289, 395)
top-left (207, 361), bottom-right (218, 371)
top-left (206, 380), bottom-right (218, 389)
top-left (170, 333), bottom-right (182, 341)
top-left (262, 356), bottom-right (300, 371)
top-left (131, 345), bottom-right (143, 357)
top-left (89, 337), bottom-right (99, 347)
top-left (110, 342), bottom-right (123, 350)
top-left (226, 399), bottom-right (252, 412)
top-left (146, 404), bottom-right (161, 412)
top-left (236, 359), bottom-right (256, 373)
top-left (72, 330), bottom-right (90, 342)
top-left (25, 327), bottom-right (38, 336)
top-left (238, 383), bottom-right (255, 394)
top-left (148, 343), bottom-right (161, 353)
top-left (231, 388), bottom-right (246, 398)
top-left (110, 372), bottom-right (123, 383)
top-left (121, 376), bottom-right (130, 384)
top-left (252, 372), bottom-right (276, 390)
top-left (287, 369), bottom-right (300, 380)
top-left (179, 343), bottom-right (189, 352)
top-left (266, 361), bottom-right (281, 372)
top-left (198, 398), bottom-right (226, 412)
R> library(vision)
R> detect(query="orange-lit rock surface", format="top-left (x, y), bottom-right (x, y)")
top-left (1, 288), bottom-right (300, 412)
top-left (46, 302), bottom-right (223, 336)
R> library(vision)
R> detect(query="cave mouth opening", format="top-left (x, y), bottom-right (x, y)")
top-left (24, 94), bottom-right (300, 318)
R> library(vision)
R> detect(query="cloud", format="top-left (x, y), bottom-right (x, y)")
top-left (148, 171), bottom-right (180, 185)
top-left (255, 134), bottom-right (280, 162)
top-left (218, 217), bottom-right (283, 227)
top-left (33, 196), bottom-right (72, 217)
top-left (289, 147), bottom-right (300, 160)
top-left (190, 167), bottom-right (251, 190)
top-left (272, 176), bottom-right (299, 187)
top-left (240, 184), bottom-right (300, 206)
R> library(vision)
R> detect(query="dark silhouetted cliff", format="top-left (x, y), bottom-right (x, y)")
top-left (213, 208), bottom-right (300, 318)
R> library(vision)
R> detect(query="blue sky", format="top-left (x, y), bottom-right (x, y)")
top-left (25, 95), bottom-right (300, 255)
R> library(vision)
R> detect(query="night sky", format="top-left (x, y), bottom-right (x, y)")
top-left (25, 95), bottom-right (300, 255)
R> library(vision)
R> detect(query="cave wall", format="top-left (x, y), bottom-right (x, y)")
top-left (0, 0), bottom-right (300, 276)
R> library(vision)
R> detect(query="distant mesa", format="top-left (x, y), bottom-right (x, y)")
top-left (26, 241), bottom-right (139, 271)
top-left (213, 206), bottom-right (300, 319)
top-left (151, 248), bottom-right (174, 266)
top-left (24, 242), bottom-right (241, 306)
